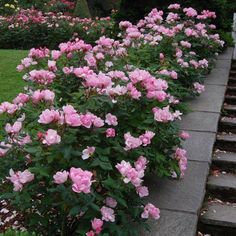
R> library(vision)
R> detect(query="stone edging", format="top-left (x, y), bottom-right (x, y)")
top-left (143, 47), bottom-right (234, 236)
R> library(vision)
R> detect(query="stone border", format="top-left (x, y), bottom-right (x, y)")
top-left (143, 48), bottom-right (234, 236)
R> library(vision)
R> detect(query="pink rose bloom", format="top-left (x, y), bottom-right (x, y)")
top-left (41, 90), bottom-right (55, 103)
top-left (179, 131), bottom-right (190, 140)
top-left (53, 170), bottom-right (69, 184)
top-left (65, 113), bottom-right (81, 127)
top-left (70, 167), bottom-right (93, 194)
top-left (194, 82), bottom-right (205, 94)
top-left (91, 218), bottom-right (103, 234)
top-left (82, 146), bottom-right (95, 160)
top-left (105, 113), bottom-right (118, 126)
top-left (32, 90), bottom-right (44, 103)
top-left (5, 121), bottom-right (22, 134)
top-left (48, 60), bottom-right (57, 71)
top-left (134, 156), bottom-right (148, 171)
top-left (141, 203), bottom-right (160, 220)
top-left (100, 206), bottom-right (115, 222)
top-left (106, 128), bottom-right (116, 138)
top-left (38, 109), bottom-right (60, 124)
top-left (93, 117), bottom-right (104, 128)
top-left (124, 132), bottom-right (142, 151)
top-left (152, 106), bottom-right (174, 123)
top-left (13, 93), bottom-right (29, 105)
top-left (42, 129), bottom-right (61, 146)
top-left (51, 50), bottom-right (61, 60)
top-left (80, 114), bottom-right (93, 128)
top-left (0, 142), bottom-right (11, 157)
top-left (139, 131), bottom-right (155, 146)
top-left (7, 169), bottom-right (34, 192)
top-left (105, 197), bottom-right (117, 208)
top-left (86, 231), bottom-right (95, 236)
top-left (136, 186), bottom-right (149, 197)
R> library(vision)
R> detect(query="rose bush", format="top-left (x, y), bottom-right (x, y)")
top-left (0, 4), bottom-right (223, 235)
top-left (0, 9), bottom-right (113, 49)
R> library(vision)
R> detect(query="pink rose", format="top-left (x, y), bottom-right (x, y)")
top-left (106, 128), bottom-right (116, 138)
top-left (105, 197), bottom-right (117, 208)
top-left (70, 167), bottom-right (93, 194)
top-left (101, 206), bottom-right (115, 222)
top-left (42, 129), bottom-right (61, 146)
top-left (141, 203), bottom-right (160, 220)
top-left (91, 218), bottom-right (103, 234)
top-left (5, 121), bottom-right (22, 134)
top-left (53, 170), bottom-right (69, 184)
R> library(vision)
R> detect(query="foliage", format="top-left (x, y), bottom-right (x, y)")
top-left (115, 0), bottom-right (236, 45)
top-left (0, 9), bottom-right (113, 49)
top-left (0, 229), bottom-right (36, 236)
top-left (0, 5), bottom-right (223, 236)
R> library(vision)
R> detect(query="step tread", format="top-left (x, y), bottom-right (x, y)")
top-left (217, 133), bottom-right (236, 142)
top-left (213, 151), bottom-right (236, 165)
top-left (220, 117), bottom-right (236, 125)
top-left (224, 104), bottom-right (236, 111)
top-left (207, 173), bottom-right (236, 190)
top-left (225, 95), bottom-right (236, 100)
top-left (200, 202), bottom-right (236, 228)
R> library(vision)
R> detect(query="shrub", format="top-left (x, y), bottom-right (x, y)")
top-left (0, 5), bottom-right (223, 235)
top-left (0, 9), bottom-right (114, 49)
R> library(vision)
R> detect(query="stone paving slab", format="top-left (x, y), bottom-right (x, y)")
top-left (217, 47), bottom-right (234, 60)
top-left (179, 111), bottom-right (220, 133)
top-left (182, 130), bottom-right (215, 163)
top-left (142, 210), bottom-right (197, 236)
top-left (214, 59), bottom-right (232, 71)
top-left (187, 84), bottom-right (226, 113)
top-left (205, 68), bottom-right (229, 86)
top-left (145, 161), bottom-right (209, 213)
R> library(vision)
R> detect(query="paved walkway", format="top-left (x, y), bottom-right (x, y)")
top-left (143, 48), bottom-right (234, 236)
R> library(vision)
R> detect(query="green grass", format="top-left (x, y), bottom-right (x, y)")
top-left (0, 49), bottom-right (28, 103)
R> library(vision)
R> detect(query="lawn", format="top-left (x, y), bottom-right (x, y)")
top-left (0, 49), bottom-right (28, 103)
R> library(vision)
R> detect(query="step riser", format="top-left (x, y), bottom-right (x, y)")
top-left (198, 223), bottom-right (236, 236)
top-left (225, 98), bottom-right (236, 104)
top-left (215, 141), bottom-right (236, 152)
top-left (212, 162), bottom-right (236, 173)
top-left (218, 124), bottom-right (236, 133)
top-left (206, 188), bottom-right (236, 202)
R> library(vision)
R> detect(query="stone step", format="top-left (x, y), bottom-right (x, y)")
top-left (207, 174), bottom-right (236, 201)
top-left (226, 86), bottom-right (236, 95)
top-left (200, 202), bottom-right (236, 228)
top-left (219, 117), bottom-right (236, 133)
top-left (224, 104), bottom-right (236, 112)
top-left (217, 133), bottom-right (236, 142)
top-left (225, 95), bottom-right (236, 105)
top-left (220, 117), bottom-right (236, 126)
top-left (212, 151), bottom-right (236, 171)
top-left (216, 134), bottom-right (236, 152)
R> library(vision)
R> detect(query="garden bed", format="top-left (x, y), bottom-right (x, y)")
top-left (0, 5), bottom-right (227, 236)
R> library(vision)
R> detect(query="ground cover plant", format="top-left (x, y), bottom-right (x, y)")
top-left (0, 4), bottom-right (224, 235)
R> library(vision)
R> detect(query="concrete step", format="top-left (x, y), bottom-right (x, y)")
top-left (212, 151), bottom-right (236, 171)
top-left (226, 86), bottom-right (236, 95)
top-left (207, 174), bottom-right (236, 201)
top-left (216, 133), bottom-right (236, 152)
top-left (219, 117), bottom-right (236, 133)
top-left (225, 95), bottom-right (236, 105)
top-left (200, 202), bottom-right (236, 228)
top-left (217, 133), bottom-right (236, 142)
top-left (199, 202), bottom-right (236, 236)
top-left (223, 104), bottom-right (236, 113)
